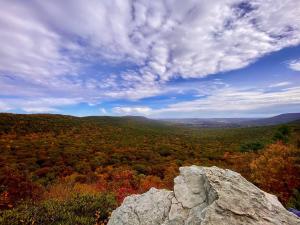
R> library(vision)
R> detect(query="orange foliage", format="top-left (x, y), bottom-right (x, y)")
top-left (223, 151), bottom-right (258, 181)
top-left (0, 191), bottom-right (12, 209)
top-left (163, 163), bottom-right (179, 188)
top-left (43, 181), bottom-right (74, 201)
top-left (250, 142), bottom-right (300, 203)
top-left (139, 175), bottom-right (164, 192)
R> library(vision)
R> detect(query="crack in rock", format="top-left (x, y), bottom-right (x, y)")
top-left (108, 166), bottom-right (300, 225)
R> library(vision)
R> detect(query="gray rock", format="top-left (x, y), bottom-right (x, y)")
top-left (108, 166), bottom-right (300, 225)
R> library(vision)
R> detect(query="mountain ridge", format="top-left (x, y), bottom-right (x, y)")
top-left (160, 113), bottom-right (300, 128)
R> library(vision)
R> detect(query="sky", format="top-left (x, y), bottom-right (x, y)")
top-left (0, 0), bottom-right (300, 118)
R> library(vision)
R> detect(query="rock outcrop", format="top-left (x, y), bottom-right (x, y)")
top-left (108, 166), bottom-right (300, 225)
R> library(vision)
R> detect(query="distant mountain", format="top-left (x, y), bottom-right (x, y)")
top-left (160, 118), bottom-right (253, 128)
top-left (1, 112), bottom-right (299, 130)
top-left (161, 113), bottom-right (300, 128)
top-left (241, 113), bottom-right (300, 126)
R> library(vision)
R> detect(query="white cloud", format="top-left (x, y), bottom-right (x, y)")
top-left (99, 108), bottom-right (107, 114)
top-left (288, 59), bottom-right (300, 71)
top-left (22, 107), bottom-right (58, 113)
top-left (0, 2), bottom-right (79, 80)
top-left (150, 86), bottom-right (300, 117)
top-left (109, 83), bottom-right (300, 117)
top-left (0, 0), bottom-right (300, 109)
top-left (112, 106), bottom-right (151, 115)
top-left (0, 97), bottom-right (81, 113)
top-left (269, 82), bottom-right (291, 88)
top-left (0, 102), bottom-right (11, 111)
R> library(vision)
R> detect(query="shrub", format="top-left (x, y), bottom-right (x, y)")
top-left (273, 125), bottom-right (291, 144)
top-left (240, 142), bottom-right (264, 152)
top-left (0, 167), bottom-right (43, 209)
top-left (0, 193), bottom-right (117, 225)
top-left (158, 148), bottom-right (172, 157)
top-left (133, 164), bottom-right (149, 175)
top-left (287, 189), bottom-right (300, 210)
top-left (250, 143), bottom-right (300, 203)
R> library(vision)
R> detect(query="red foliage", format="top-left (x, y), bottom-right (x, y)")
top-left (116, 187), bottom-right (136, 203)
top-left (109, 169), bottom-right (139, 203)
top-left (0, 167), bottom-right (43, 209)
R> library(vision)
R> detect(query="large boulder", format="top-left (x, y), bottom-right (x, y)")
top-left (108, 166), bottom-right (300, 225)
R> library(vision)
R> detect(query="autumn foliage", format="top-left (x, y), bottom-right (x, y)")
top-left (0, 167), bottom-right (43, 209)
top-left (0, 113), bottom-right (299, 224)
top-left (250, 142), bottom-right (300, 202)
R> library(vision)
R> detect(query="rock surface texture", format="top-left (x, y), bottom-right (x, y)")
top-left (108, 166), bottom-right (300, 225)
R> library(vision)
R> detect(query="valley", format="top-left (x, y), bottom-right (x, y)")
top-left (0, 113), bottom-right (299, 224)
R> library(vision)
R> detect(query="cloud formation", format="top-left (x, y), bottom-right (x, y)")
top-left (0, 97), bottom-right (80, 113)
top-left (288, 59), bottom-right (300, 71)
top-left (269, 82), bottom-right (291, 88)
top-left (113, 106), bottom-right (151, 115)
top-left (159, 86), bottom-right (300, 113)
top-left (138, 85), bottom-right (300, 117)
top-left (0, 0), bottom-right (300, 113)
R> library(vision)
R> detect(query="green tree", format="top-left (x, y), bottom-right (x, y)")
top-left (273, 125), bottom-right (291, 143)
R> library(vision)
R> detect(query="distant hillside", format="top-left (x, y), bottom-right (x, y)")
top-left (0, 113), bottom-right (161, 135)
top-left (161, 113), bottom-right (300, 128)
top-left (160, 118), bottom-right (254, 128)
top-left (0, 113), bottom-right (284, 179)
top-left (241, 113), bottom-right (300, 126)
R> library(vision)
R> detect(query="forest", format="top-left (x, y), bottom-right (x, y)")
top-left (0, 113), bottom-right (299, 224)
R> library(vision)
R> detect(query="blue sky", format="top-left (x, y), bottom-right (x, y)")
top-left (0, 0), bottom-right (300, 118)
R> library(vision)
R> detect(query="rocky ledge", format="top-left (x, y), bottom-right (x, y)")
top-left (108, 166), bottom-right (300, 225)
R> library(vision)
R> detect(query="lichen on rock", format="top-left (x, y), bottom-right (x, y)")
top-left (108, 166), bottom-right (300, 225)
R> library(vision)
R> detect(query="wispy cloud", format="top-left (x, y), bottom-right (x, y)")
top-left (22, 107), bottom-right (58, 113)
top-left (112, 106), bottom-right (151, 115)
top-left (269, 82), bottom-right (291, 88)
top-left (119, 85), bottom-right (300, 117)
top-left (288, 59), bottom-right (300, 71)
top-left (0, 102), bottom-right (11, 111)
top-left (99, 108), bottom-right (107, 114)
top-left (0, 97), bottom-right (81, 114)
top-left (158, 87), bottom-right (300, 113)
